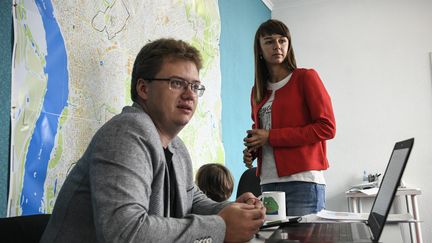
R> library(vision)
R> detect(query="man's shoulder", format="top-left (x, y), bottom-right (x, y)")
top-left (98, 105), bottom-right (157, 139)
top-left (109, 105), bottom-right (152, 126)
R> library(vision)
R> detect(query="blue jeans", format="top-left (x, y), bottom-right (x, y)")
top-left (261, 181), bottom-right (325, 216)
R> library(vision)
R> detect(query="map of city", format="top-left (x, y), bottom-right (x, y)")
top-left (9, 0), bottom-right (224, 216)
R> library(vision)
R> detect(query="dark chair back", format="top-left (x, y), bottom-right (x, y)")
top-left (236, 167), bottom-right (261, 198)
top-left (0, 214), bottom-right (51, 243)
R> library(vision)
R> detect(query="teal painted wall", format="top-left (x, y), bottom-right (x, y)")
top-left (0, 0), bottom-right (12, 217)
top-left (219, 0), bottom-right (270, 199)
top-left (0, 0), bottom-right (270, 216)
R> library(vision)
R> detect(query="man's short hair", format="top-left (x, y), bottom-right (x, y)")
top-left (130, 38), bottom-right (203, 102)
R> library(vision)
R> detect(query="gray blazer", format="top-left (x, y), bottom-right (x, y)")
top-left (41, 103), bottom-right (229, 243)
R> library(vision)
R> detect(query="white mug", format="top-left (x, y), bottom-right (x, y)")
top-left (259, 191), bottom-right (286, 221)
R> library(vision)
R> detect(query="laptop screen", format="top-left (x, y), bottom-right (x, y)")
top-left (368, 138), bottom-right (414, 240)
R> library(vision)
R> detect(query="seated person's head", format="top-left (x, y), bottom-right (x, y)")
top-left (195, 163), bottom-right (234, 202)
top-left (131, 38), bottom-right (205, 136)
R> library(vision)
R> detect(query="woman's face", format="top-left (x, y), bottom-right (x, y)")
top-left (259, 34), bottom-right (289, 65)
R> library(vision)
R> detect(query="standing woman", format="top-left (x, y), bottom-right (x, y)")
top-left (243, 19), bottom-right (336, 216)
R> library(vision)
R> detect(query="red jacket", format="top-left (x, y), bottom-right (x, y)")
top-left (251, 68), bottom-right (336, 177)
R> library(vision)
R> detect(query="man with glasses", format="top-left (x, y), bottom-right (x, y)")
top-left (41, 38), bottom-right (265, 243)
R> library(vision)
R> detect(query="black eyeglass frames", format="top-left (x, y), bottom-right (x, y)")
top-left (143, 77), bottom-right (205, 97)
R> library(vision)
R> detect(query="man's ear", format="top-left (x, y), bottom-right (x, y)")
top-left (136, 78), bottom-right (149, 100)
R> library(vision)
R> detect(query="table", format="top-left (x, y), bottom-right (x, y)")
top-left (249, 213), bottom-right (410, 243)
top-left (346, 187), bottom-right (423, 243)
top-left (248, 230), bottom-right (273, 243)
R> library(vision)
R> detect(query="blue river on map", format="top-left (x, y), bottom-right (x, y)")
top-left (20, 0), bottom-right (68, 215)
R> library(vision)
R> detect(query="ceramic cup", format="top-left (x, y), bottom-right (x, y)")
top-left (259, 191), bottom-right (286, 221)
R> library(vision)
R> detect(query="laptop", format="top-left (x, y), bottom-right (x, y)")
top-left (265, 138), bottom-right (414, 243)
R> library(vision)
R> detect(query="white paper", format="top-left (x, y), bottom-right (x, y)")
top-left (316, 210), bottom-right (368, 221)
top-left (359, 187), bottom-right (379, 195)
top-left (312, 210), bottom-right (416, 223)
top-left (346, 187), bottom-right (379, 195)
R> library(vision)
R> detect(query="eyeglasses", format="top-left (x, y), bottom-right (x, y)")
top-left (144, 77), bottom-right (205, 97)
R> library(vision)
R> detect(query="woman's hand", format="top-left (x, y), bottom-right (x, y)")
top-left (244, 129), bottom-right (269, 151)
top-left (243, 148), bottom-right (254, 168)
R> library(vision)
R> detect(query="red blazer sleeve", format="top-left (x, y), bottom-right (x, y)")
top-left (269, 69), bottom-right (336, 147)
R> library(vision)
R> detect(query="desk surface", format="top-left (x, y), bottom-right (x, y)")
top-left (249, 230), bottom-right (273, 243)
top-left (249, 222), bottom-right (408, 243)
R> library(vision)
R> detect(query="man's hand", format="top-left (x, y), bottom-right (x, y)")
top-left (236, 192), bottom-right (264, 209)
top-left (218, 203), bottom-right (265, 242)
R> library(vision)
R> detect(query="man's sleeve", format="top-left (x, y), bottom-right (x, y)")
top-left (89, 115), bottom-right (226, 242)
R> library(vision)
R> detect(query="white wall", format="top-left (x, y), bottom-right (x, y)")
top-left (272, 0), bottom-right (432, 242)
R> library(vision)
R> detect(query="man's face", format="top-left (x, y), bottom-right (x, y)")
top-left (139, 58), bottom-right (200, 136)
